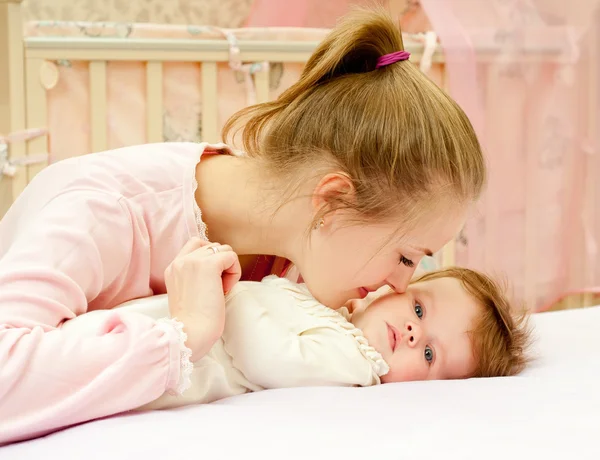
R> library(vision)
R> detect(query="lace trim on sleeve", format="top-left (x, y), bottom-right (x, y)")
top-left (191, 176), bottom-right (208, 241)
top-left (156, 317), bottom-right (193, 396)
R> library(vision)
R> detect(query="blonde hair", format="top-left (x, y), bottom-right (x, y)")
top-left (223, 7), bottom-right (485, 227)
top-left (412, 267), bottom-right (531, 378)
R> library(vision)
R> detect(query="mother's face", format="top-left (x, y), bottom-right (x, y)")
top-left (297, 204), bottom-right (468, 309)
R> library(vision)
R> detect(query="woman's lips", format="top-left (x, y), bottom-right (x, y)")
top-left (358, 287), bottom-right (369, 299)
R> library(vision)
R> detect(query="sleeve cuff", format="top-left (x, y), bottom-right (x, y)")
top-left (156, 317), bottom-right (193, 396)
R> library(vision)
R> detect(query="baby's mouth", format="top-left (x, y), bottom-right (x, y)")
top-left (386, 322), bottom-right (398, 352)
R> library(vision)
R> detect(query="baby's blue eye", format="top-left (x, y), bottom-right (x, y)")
top-left (424, 346), bottom-right (434, 363)
top-left (414, 303), bottom-right (424, 319)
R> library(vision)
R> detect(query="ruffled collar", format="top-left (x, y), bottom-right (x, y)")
top-left (261, 276), bottom-right (390, 377)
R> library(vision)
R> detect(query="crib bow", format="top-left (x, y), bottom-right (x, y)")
top-left (214, 27), bottom-right (269, 106)
top-left (411, 30), bottom-right (438, 75)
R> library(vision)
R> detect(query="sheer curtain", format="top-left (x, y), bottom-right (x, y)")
top-left (419, 0), bottom-right (600, 310)
top-left (244, 0), bottom-right (600, 311)
top-left (244, 0), bottom-right (374, 28)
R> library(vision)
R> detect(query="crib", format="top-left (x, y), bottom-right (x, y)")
top-left (0, 0), bottom-right (598, 312)
top-left (0, 0), bottom-right (445, 213)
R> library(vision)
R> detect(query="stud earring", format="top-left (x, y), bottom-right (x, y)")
top-left (314, 218), bottom-right (325, 230)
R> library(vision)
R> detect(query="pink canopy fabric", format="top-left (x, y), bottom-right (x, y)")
top-left (245, 0), bottom-right (600, 311)
top-left (245, 0), bottom-right (364, 28)
top-left (418, 0), bottom-right (600, 311)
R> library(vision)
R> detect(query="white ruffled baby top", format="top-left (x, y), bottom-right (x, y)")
top-left (135, 275), bottom-right (389, 410)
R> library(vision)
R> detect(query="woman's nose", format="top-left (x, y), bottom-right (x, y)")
top-left (386, 265), bottom-right (417, 293)
top-left (405, 321), bottom-right (422, 347)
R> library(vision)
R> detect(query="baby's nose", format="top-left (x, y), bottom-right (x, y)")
top-left (405, 321), bottom-right (422, 347)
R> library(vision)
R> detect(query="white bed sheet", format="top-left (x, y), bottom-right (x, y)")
top-left (3, 306), bottom-right (600, 460)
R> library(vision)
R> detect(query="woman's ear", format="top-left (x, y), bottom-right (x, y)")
top-left (311, 172), bottom-right (355, 217)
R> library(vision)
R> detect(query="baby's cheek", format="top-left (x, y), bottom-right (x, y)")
top-left (381, 357), bottom-right (428, 383)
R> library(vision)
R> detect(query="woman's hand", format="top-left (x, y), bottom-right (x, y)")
top-left (164, 237), bottom-right (241, 361)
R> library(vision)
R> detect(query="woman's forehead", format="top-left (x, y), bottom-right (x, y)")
top-left (390, 216), bottom-right (465, 253)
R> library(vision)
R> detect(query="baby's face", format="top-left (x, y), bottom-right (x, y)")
top-left (351, 277), bottom-right (479, 383)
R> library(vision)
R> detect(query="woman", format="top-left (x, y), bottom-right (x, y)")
top-left (0, 7), bottom-right (484, 445)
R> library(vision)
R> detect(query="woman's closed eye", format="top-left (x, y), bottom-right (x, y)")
top-left (399, 255), bottom-right (414, 267)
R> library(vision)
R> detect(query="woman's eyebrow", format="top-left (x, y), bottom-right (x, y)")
top-left (409, 245), bottom-right (433, 257)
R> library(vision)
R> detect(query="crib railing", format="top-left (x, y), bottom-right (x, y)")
top-left (21, 36), bottom-right (442, 150)
top-left (22, 37), bottom-right (336, 150)
top-left (21, 38), bottom-right (316, 169)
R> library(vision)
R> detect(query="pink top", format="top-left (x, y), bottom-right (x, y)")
top-left (0, 142), bottom-right (291, 445)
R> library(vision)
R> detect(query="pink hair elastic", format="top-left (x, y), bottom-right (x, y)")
top-left (375, 50), bottom-right (411, 69)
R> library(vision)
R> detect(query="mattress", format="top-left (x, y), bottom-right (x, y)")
top-left (3, 306), bottom-right (600, 459)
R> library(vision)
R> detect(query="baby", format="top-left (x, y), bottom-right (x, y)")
top-left (110, 266), bottom-right (531, 411)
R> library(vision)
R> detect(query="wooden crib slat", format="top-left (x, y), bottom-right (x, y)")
top-left (254, 65), bottom-right (270, 104)
top-left (25, 57), bottom-right (48, 182)
top-left (201, 62), bottom-right (219, 143)
top-left (89, 61), bottom-right (107, 152)
top-left (524, 100), bottom-right (537, 311)
top-left (582, 19), bottom-right (598, 309)
top-left (0, 0), bottom-right (27, 216)
top-left (146, 61), bottom-right (164, 143)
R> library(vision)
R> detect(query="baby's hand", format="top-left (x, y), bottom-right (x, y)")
top-left (164, 238), bottom-right (241, 361)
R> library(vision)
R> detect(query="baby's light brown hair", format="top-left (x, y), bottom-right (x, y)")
top-left (412, 267), bottom-right (531, 378)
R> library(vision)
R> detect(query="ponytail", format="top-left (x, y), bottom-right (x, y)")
top-left (222, 6), bottom-right (406, 156)
top-left (222, 6), bottom-right (485, 227)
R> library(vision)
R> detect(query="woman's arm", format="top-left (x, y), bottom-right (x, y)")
top-left (0, 191), bottom-right (187, 446)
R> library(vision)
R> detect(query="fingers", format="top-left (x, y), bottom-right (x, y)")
top-left (207, 243), bottom-right (242, 294)
top-left (193, 242), bottom-right (241, 293)
top-left (177, 238), bottom-right (233, 259)
top-left (205, 245), bottom-right (241, 293)
top-left (221, 253), bottom-right (242, 294)
top-left (169, 239), bottom-right (241, 294)
top-left (177, 237), bottom-right (212, 257)
top-left (205, 243), bottom-right (233, 255)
